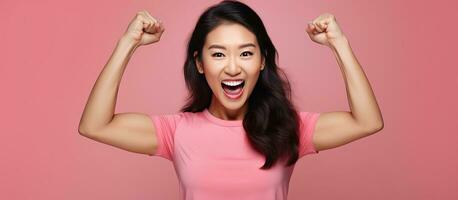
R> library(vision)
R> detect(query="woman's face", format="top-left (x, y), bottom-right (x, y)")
top-left (195, 22), bottom-right (265, 112)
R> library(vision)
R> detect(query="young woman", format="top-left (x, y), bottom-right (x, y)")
top-left (78, 0), bottom-right (384, 199)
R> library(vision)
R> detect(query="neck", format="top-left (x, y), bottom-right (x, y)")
top-left (208, 95), bottom-right (247, 121)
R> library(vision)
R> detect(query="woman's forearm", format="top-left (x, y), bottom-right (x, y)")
top-left (78, 36), bottom-right (139, 134)
top-left (330, 37), bottom-right (384, 130)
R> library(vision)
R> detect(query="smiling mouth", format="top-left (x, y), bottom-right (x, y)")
top-left (221, 80), bottom-right (245, 99)
top-left (221, 80), bottom-right (245, 92)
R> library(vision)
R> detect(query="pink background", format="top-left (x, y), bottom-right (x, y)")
top-left (1, 0), bottom-right (457, 199)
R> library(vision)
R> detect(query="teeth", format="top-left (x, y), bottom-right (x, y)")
top-left (222, 80), bottom-right (244, 86)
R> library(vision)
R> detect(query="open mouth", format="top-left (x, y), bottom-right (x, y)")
top-left (221, 80), bottom-right (245, 92)
top-left (221, 80), bottom-right (245, 99)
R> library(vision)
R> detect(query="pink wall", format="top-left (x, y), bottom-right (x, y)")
top-left (1, 0), bottom-right (457, 199)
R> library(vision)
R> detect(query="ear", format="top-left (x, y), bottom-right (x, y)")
top-left (260, 57), bottom-right (265, 71)
top-left (193, 51), bottom-right (204, 74)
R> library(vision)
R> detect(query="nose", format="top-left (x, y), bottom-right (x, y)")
top-left (224, 56), bottom-right (242, 76)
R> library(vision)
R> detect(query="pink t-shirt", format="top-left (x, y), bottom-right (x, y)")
top-left (149, 108), bottom-right (320, 200)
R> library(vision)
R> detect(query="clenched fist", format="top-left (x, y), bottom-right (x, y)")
top-left (305, 13), bottom-right (345, 48)
top-left (123, 10), bottom-right (165, 47)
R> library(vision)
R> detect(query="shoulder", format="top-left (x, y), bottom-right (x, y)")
top-left (150, 110), bottom-right (205, 125)
top-left (298, 111), bottom-right (321, 125)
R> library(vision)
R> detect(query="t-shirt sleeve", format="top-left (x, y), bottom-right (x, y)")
top-left (149, 112), bottom-right (183, 161)
top-left (298, 111), bottom-right (321, 157)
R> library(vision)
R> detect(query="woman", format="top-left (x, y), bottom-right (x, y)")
top-left (78, 0), bottom-right (384, 199)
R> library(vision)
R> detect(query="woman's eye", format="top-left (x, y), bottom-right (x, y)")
top-left (241, 51), bottom-right (253, 57)
top-left (212, 52), bottom-right (224, 57)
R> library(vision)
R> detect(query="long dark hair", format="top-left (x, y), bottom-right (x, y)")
top-left (180, 0), bottom-right (302, 170)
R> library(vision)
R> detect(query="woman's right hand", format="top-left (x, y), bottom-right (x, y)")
top-left (122, 10), bottom-right (165, 47)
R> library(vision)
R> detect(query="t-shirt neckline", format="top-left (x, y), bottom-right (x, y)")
top-left (203, 108), bottom-right (243, 127)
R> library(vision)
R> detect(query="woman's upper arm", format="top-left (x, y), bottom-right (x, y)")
top-left (313, 111), bottom-right (382, 152)
top-left (79, 112), bottom-right (159, 156)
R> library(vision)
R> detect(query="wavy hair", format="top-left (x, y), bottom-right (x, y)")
top-left (180, 0), bottom-right (302, 170)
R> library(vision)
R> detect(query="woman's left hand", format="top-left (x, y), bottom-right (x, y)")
top-left (306, 13), bottom-right (346, 48)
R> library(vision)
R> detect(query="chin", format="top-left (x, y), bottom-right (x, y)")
top-left (219, 91), bottom-right (248, 111)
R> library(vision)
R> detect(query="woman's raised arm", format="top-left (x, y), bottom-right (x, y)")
top-left (78, 11), bottom-right (165, 156)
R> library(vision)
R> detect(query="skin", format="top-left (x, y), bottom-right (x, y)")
top-left (305, 13), bottom-right (384, 151)
top-left (194, 22), bottom-right (265, 121)
top-left (78, 11), bottom-right (165, 155)
top-left (78, 10), bottom-right (383, 156)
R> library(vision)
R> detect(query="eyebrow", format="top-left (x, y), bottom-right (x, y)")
top-left (208, 43), bottom-right (256, 50)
